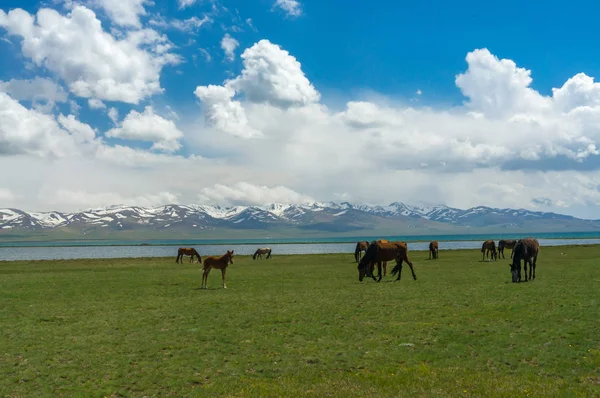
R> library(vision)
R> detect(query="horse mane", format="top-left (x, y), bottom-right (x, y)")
top-left (358, 242), bottom-right (378, 270)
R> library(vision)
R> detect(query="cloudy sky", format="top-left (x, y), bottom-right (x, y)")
top-left (2, 0), bottom-right (600, 218)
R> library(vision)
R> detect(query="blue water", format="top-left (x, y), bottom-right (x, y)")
top-left (2, 231), bottom-right (600, 248)
top-left (1, 238), bottom-right (599, 261)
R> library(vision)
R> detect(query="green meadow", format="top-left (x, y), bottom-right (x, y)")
top-left (0, 245), bottom-right (598, 397)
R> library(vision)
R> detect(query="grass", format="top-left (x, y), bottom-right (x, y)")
top-left (0, 245), bottom-right (599, 397)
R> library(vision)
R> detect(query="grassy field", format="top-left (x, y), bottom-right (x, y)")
top-left (0, 246), bottom-right (599, 397)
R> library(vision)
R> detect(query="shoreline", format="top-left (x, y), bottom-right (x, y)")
top-left (0, 242), bottom-right (597, 263)
top-left (2, 233), bottom-right (600, 248)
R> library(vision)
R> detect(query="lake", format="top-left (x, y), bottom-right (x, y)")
top-left (1, 238), bottom-right (599, 261)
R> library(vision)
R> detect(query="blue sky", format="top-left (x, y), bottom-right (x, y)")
top-left (2, 0), bottom-right (600, 218)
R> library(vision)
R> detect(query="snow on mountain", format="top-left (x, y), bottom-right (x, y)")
top-left (0, 201), bottom-right (592, 233)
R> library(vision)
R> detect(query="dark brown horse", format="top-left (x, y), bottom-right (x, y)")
top-left (510, 238), bottom-right (539, 283)
top-left (367, 239), bottom-right (394, 276)
top-left (358, 241), bottom-right (416, 282)
top-left (176, 247), bottom-right (202, 264)
top-left (428, 241), bottom-right (439, 259)
top-left (201, 250), bottom-right (235, 289)
top-left (354, 241), bottom-right (369, 262)
top-left (253, 247), bottom-right (272, 259)
top-left (498, 239), bottom-right (517, 259)
top-left (481, 240), bottom-right (497, 261)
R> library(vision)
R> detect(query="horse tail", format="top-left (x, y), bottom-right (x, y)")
top-left (481, 242), bottom-right (486, 253)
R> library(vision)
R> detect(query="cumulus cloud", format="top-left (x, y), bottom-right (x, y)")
top-left (87, 99), bottom-right (106, 109)
top-left (0, 6), bottom-right (180, 104)
top-left (228, 40), bottom-right (320, 107)
top-left (198, 182), bottom-right (314, 206)
top-left (194, 85), bottom-right (261, 138)
top-left (0, 92), bottom-right (81, 157)
top-left (274, 0), bottom-right (302, 17)
top-left (105, 106), bottom-right (184, 152)
top-left (220, 33), bottom-right (238, 62)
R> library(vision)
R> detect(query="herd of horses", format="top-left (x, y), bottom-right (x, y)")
top-left (354, 237), bottom-right (539, 284)
top-left (174, 236), bottom-right (539, 289)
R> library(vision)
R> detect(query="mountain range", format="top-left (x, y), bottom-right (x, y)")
top-left (1, 202), bottom-right (599, 241)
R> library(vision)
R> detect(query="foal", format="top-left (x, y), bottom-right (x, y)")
top-left (201, 250), bottom-right (235, 289)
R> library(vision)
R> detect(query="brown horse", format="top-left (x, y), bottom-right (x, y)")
top-left (428, 241), bottom-right (439, 259)
top-left (481, 240), bottom-right (497, 261)
top-left (498, 239), bottom-right (517, 259)
top-left (253, 247), bottom-right (272, 260)
top-left (358, 241), bottom-right (416, 282)
top-left (510, 238), bottom-right (539, 283)
top-left (176, 247), bottom-right (202, 264)
top-left (367, 239), bottom-right (394, 276)
top-left (201, 250), bottom-right (235, 289)
top-left (354, 241), bottom-right (369, 262)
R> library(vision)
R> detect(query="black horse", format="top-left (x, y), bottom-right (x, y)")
top-left (510, 238), bottom-right (539, 283)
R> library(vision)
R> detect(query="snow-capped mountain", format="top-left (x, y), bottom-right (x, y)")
top-left (0, 202), bottom-right (598, 237)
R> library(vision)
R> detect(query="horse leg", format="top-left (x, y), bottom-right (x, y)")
top-left (383, 261), bottom-right (387, 276)
top-left (377, 262), bottom-right (383, 282)
top-left (221, 268), bottom-right (227, 289)
top-left (394, 259), bottom-right (403, 281)
top-left (202, 268), bottom-right (210, 289)
top-left (405, 258), bottom-right (417, 280)
top-left (176, 254), bottom-right (180, 263)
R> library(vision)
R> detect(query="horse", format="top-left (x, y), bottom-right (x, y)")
top-left (354, 241), bottom-right (369, 262)
top-left (428, 241), bottom-right (439, 259)
top-left (201, 250), bottom-right (235, 289)
top-left (510, 238), bottom-right (539, 283)
top-left (358, 241), bottom-right (416, 282)
top-left (498, 239), bottom-right (517, 259)
top-left (367, 239), bottom-right (394, 276)
top-left (176, 247), bottom-right (202, 264)
top-left (253, 247), bottom-right (272, 260)
top-left (481, 240), bottom-right (497, 261)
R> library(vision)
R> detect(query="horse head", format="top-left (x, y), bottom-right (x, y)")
top-left (228, 250), bottom-right (235, 264)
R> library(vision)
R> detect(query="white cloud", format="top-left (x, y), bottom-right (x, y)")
top-left (88, 99), bottom-right (106, 109)
top-left (105, 106), bottom-right (184, 152)
top-left (0, 78), bottom-right (68, 112)
top-left (198, 182), bottom-right (314, 206)
top-left (194, 84), bottom-right (261, 138)
top-left (274, 0), bottom-right (302, 17)
top-left (0, 92), bottom-right (81, 157)
top-left (220, 33), bottom-right (238, 62)
top-left (227, 39), bottom-right (320, 108)
top-left (177, 0), bottom-right (196, 9)
top-left (87, 0), bottom-right (151, 27)
top-left (149, 15), bottom-right (211, 32)
top-left (108, 107), bottom-right (119, 125)
top-left (0, 6), bottom-right (180, 104)
top-left (455, 48), bottom-right (553, 118)
top-left (46, 189), bottom-right (179, 209)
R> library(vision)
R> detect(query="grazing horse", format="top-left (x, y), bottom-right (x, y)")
top-left (253, 247), bottom-right (272, 260)
top-left (428, 241), bottom-right (439, 259)
top-left (481, 240), bottom-right (497, 261)
top-left (201, 250), bottom-right (234, 289)
top-left (510, 238), bottom-right (539, 283)
top-left (358, 241), bottom-right (416, 282)
top-left (176, 247), bottom-right (202, 264)
top-left (367, 239), bottom-right (394, 276)
top-left (354, 241), bottom-right (370, 262)
top-left (498, 239), bottom-right (517, 259)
